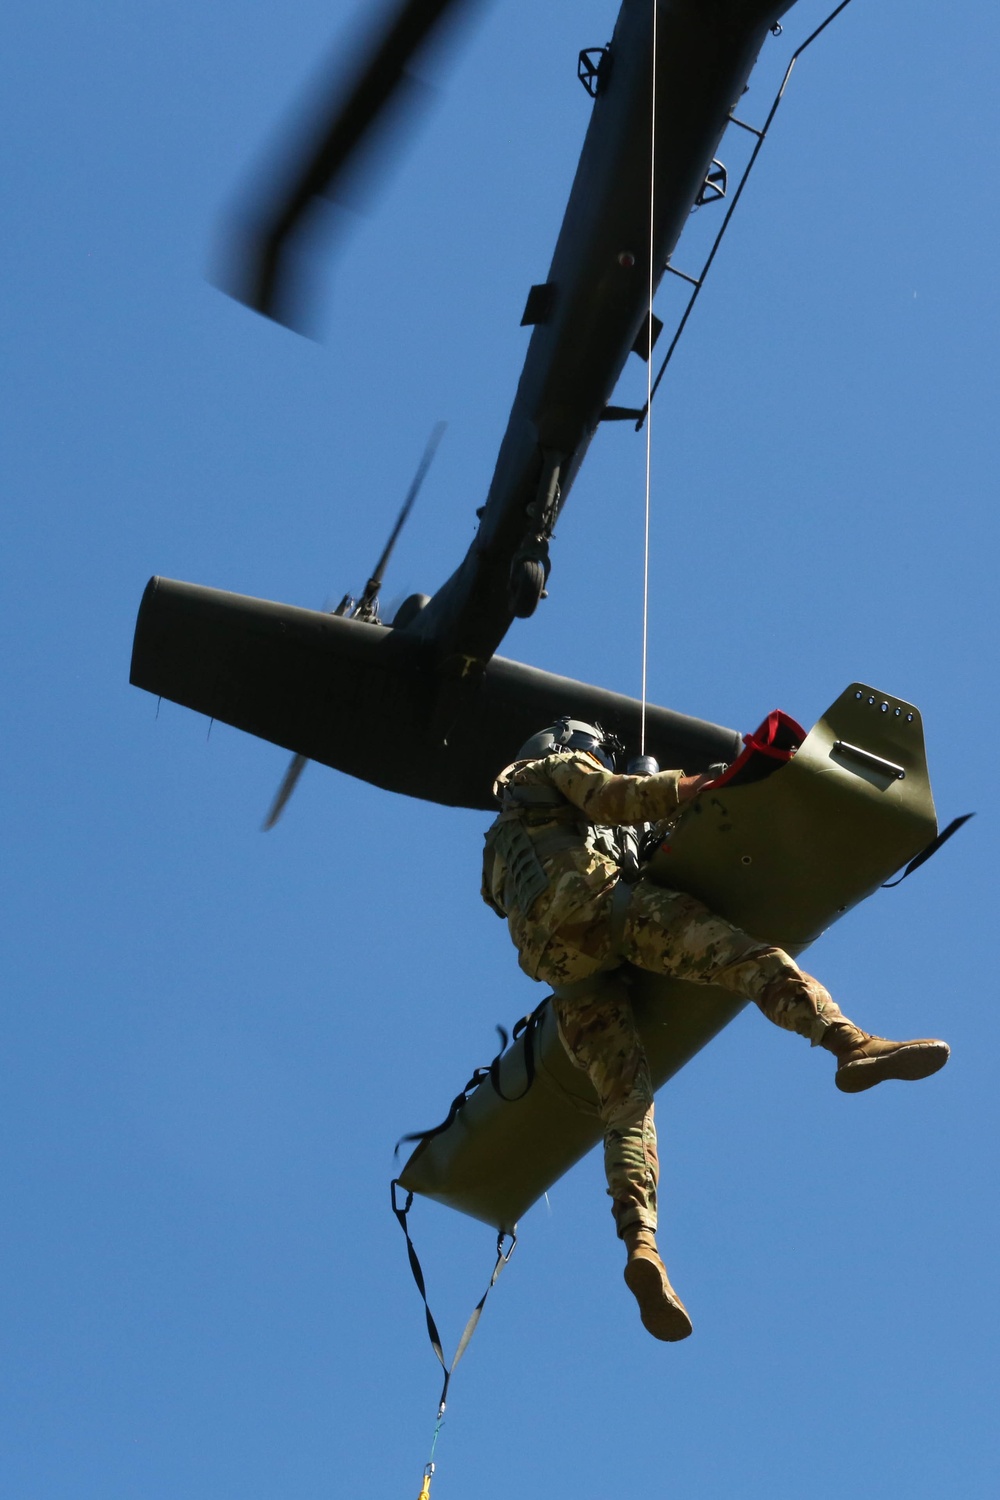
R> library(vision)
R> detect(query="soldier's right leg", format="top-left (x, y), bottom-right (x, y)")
top-left (620, 882), bottom-right (949, 1090)
top-left (550, 981), bottom-right (658, 1232)
top-left (552, 982), bottom-right (692, 1341)
top-left (609, 1108), bottom-right (693, 1342)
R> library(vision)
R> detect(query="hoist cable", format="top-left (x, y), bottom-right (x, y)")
top-left (639, 0), bottom-right (658, 755)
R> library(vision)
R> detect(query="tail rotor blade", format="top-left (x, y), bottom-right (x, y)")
top-left (261, 593), bottom-right (353, 829)
top-left (359, 420), bottom-right (446, 610)
top-left (262, 753), bottom-right (310, 831)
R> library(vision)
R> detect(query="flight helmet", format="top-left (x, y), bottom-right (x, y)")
top-left (515, 716), bottom-right (622, 772)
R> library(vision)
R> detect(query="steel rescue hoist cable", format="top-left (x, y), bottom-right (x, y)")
top-left (639, 0), bottom-right (659, 756)
top-left (634, 0), bottom-right (856, 431)
top-left (390, 1182), bottom-right (515, 1499)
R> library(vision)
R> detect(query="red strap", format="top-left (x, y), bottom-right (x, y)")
top-left (704, 709), bottom-right (805, 791)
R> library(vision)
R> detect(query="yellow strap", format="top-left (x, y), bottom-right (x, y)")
top-left (417, 1475), bottom-right (432, 1500)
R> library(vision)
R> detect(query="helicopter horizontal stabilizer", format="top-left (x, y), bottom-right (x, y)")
top-left (130, 576), bottom-right (742, 811)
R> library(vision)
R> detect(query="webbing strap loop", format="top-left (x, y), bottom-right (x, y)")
top-left (609, 878), bottom-right (632, 952)
top-left (390, 1180), bottom-right (516, 1413)
top-left (394, 1065), bottom-right (493, 1156)
top-left (882, 813), bottom-right (974, 888)
top-left (395, 998), bottom-right (554, 1154)
top-left (488, 998), bottom-right (549, 1102)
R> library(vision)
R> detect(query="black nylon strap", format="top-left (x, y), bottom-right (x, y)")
top-left (394, 1065), bottom-right (493, 1155)
top-left (502, 783), bottom-right (570, 809)
top-left (608, 878), bottom-right (632, 951)
top-left (396, 999), bottom-right (554, 1157)
top-left (390, 1180), bottom-right (516, 1413)
top-left (882, 813), bottom-right (974, 888)
top-left (488, 999), bottom-right (548, 1102)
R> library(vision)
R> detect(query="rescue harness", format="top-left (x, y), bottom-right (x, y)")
top-left (483, 777), bottom-right (630, 918)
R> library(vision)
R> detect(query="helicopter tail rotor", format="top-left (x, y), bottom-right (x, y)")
top-left (261, 422), bottom-right (445, 827)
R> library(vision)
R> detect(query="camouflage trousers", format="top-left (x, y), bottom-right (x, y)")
top-left (550, 880), bottom-right (845, 1236)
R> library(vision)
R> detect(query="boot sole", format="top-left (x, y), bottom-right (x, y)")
top-left (836, 1041), bottom-right (950, 1094)
top-left (623, 1260), bottom-right (693, 1342)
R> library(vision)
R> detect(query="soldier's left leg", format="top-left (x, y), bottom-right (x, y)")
top-left (621, 881), bottom-right (842, 1037)
top-left (621, 881), bottom-right (949, 1089)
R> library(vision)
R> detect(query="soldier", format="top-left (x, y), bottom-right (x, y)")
top-left (482, 717), bottom-right (950, 1343)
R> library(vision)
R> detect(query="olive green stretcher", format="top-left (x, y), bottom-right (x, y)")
top-left (399, 684), bottom-right (938, 1233)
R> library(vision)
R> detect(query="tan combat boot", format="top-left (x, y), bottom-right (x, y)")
top-left (822, 1021), bottom-right (950, 1093)
top-left (622, 1226), bottom-right (693, 1342)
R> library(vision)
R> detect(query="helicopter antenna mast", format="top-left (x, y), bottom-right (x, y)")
top-left (640, 0), bottom-right (659, 757)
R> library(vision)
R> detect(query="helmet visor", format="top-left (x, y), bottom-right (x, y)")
top-left (563, 729), bottom-right (616, 771)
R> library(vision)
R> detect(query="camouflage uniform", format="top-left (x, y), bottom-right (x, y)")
top-left (482, 751), bottom-right (845, 1236)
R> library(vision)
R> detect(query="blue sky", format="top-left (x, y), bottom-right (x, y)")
top-left (3, 2), bottom-right (997, 1496)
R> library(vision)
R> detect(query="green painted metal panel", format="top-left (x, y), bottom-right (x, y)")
top-left (399, 684), bottom-right (938, 1231)
top-left (646, 683), bottom-right (935, 953)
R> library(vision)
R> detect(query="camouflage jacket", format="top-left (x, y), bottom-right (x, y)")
top-left (482, 750), bottom-right (684, 983)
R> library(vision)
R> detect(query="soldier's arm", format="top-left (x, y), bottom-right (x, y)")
top-left (547, 752), bottom-right (689, 824)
